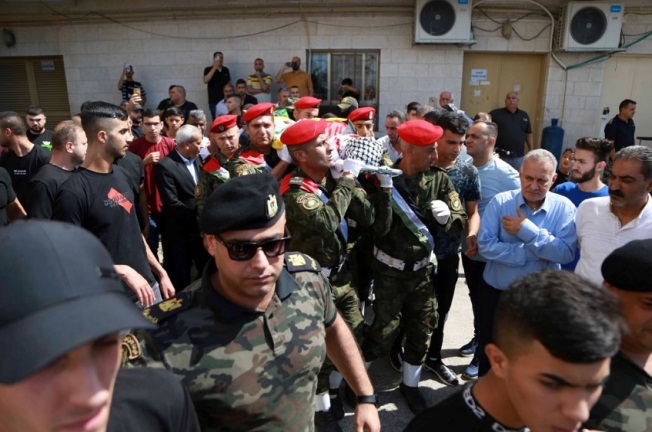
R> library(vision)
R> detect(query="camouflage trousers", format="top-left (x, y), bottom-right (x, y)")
top-left (317, 264), bottom-right (365, 393)
top-left (361, 261), bottom-right (438, 366)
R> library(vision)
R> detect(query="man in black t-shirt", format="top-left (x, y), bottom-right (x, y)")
top-left (0, 111), bottom-right (51, 204)
top-left (0, 166), bottom-right (25, 225)
top-left (604, 98), bottom-right (636, 154)
top-left (25, 106), bottom-right (54, 149)
top-left (26, 120), bottom-right (87, 219)
top-left (489, 92), bottom-right (533, 170)
top-left (406, 270), bottom-right (622, 432)
top-left (203, 51), bottom-right (231, 120)
top-left (0, 220), bottom-right (199, 432)
top-left (156, 85), bottom-right (198, 124)
top-left (52, 102), bottom-right (174, 307)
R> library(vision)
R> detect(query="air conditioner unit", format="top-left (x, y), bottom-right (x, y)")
top-left (558, 2), bottom-right (624, 51)
top-left (414, 0), bottom-right (474, 44)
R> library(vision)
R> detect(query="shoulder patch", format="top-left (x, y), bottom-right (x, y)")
top-left (449, 191), bottom-right (462, 211)
top-left (120, 333), bottom-right (142, 364)
top-left (235, 163), bottom-right (255, 176)
top-left (285, 252), bottom-right (321, 272)
top-left (297, 194), bottom-right (322, 210)
top-left (142, 290), bottom-right (193, 324)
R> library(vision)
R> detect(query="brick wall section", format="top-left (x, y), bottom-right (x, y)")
top-left (0, 5), bottom-right (650, 150)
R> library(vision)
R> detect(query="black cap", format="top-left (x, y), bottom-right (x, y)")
top-left (0, 221), bottom-right (155, 384)
top-left (601, 238), bottom-right (652, 292)
top-left (132, 104), bottom-right (144, 112)
top-left (200, 173), bottom-right (284, 235)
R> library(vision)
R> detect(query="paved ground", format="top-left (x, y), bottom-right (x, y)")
top-left (340, 259), bottom-right (475, 431)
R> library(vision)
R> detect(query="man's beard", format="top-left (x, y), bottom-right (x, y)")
top-left (571, 165), bottom-right (596, 184)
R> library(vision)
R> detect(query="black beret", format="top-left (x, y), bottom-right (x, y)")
top-left (601, 239), bottom-right (652, 292)
top-left (200, 173), bottom-right (284, 234)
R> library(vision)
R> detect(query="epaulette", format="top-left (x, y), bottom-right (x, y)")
top-left (429, 166), bottom-right (445, 174)
top-left (142, 290), bottom-right (193, 325)
top-left (120, 333), bottom-right (142, 365)
top-left (285, 252), bottom-right (321, 273)
top-left (289, 176), bottom-right (304, 187)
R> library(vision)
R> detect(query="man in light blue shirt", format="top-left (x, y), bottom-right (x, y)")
top-left (460, 120), bottom-right (521, 379)
top-left (476, 148), bottom-right (577, 376)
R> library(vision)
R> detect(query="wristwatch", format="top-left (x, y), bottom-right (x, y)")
top-left (356, 394), bottom-right (379, 407)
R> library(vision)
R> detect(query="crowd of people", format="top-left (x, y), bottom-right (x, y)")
top-left (0, 56), bottom-right (650, 432)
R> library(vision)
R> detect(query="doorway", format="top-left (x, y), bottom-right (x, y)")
top-left (461, 52), bottom-right (546, 147)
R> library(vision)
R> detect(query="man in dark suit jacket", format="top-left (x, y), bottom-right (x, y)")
top-left (155, 124), bottom-right (210, 289)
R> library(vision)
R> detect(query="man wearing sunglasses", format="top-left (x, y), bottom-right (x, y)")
top-left (127, 173), bottom-right (381, 432)
top-left (279, 120), bottom-right (391, 429)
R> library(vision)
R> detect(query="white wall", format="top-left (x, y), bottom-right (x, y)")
top-left (0, 3), bottom-right (650, 150)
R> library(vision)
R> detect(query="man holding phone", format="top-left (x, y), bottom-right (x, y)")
top-left (274, 56), bottom-right (313, 97)
top-left (118, 63), bottom-right (147, 106)
top-left (203, 51), bottom-right (231, 120)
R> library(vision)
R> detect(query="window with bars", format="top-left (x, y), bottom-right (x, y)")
top-left (309, 50), bottom-right (380, 116)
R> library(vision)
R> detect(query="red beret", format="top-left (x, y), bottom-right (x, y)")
top-left (294, 97), bottom-right (322, 110)
top-left (210, 115), bottom-right (238, 133)
top-left (242, 102), bottom-right (276, 123)
top-left (281, 119), bottom-right (328, 146)
top-left (348, 107), bottom-right (375, 122)
top-left (398, 120), bottom-right (444, 146)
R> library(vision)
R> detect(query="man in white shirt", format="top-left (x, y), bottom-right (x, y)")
top-left (376, 110), bottom-right (406, 163)
top-left (575, 145), bottom-right (652, 286)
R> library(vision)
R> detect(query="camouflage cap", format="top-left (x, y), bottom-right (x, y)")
top-left (200, 172), bottom-right (285, 234)
top-left (602, 239), bottom-right (652, 292)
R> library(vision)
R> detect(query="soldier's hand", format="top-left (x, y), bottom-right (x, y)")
top-left (331, 159), bottom-right (344, 179)
top-left (502, 206), bottom-right (526, 235)
top-left (277, 144), bottom-right (292, 163)
top-left (342, 158), bottom-right (363, 178)
top-left (376, 173), bottom-right (392, 189)
top-left (354, 403), bottom-right (380, 432)
top-left (430, 200), bottom-right (451, 225)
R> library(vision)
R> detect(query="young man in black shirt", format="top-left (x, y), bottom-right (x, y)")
top-left (0, 166), bottom-right (25, 225)
top-left (25, 106), bottom-right (54, 149)
top-left (406, 270), bottom-right (622, 432)
top-left (26, 120), bottom-right (87, 219)
top-left (53, 102), bottom-right (174, 307)
top-left (0, 111), bottom-right (51, 204)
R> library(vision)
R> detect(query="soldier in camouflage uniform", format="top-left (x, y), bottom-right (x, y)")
top-left (360, 119), bottom-right (467, 414)
top-left (227, 103), bottom-right (290, 180)
top-left (127, 173), bottom-right (380, 432)
top-left (279, 120), bottom-right (391, 429)
top-left (586, 239), bottom-right (652, 432)
top-left (196, 115), bottom-right (240, 219)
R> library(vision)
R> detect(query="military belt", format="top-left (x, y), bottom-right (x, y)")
top-left (373, 246), bottom-right (429, 272)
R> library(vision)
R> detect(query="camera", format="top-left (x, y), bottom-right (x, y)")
top-left (285, 62), bottom-right (292, 67)
top-left (291, 62), bottom-right (299, 69)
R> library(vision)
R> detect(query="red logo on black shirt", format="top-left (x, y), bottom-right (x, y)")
top-left (106, 188), bottom-right (133, 213)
